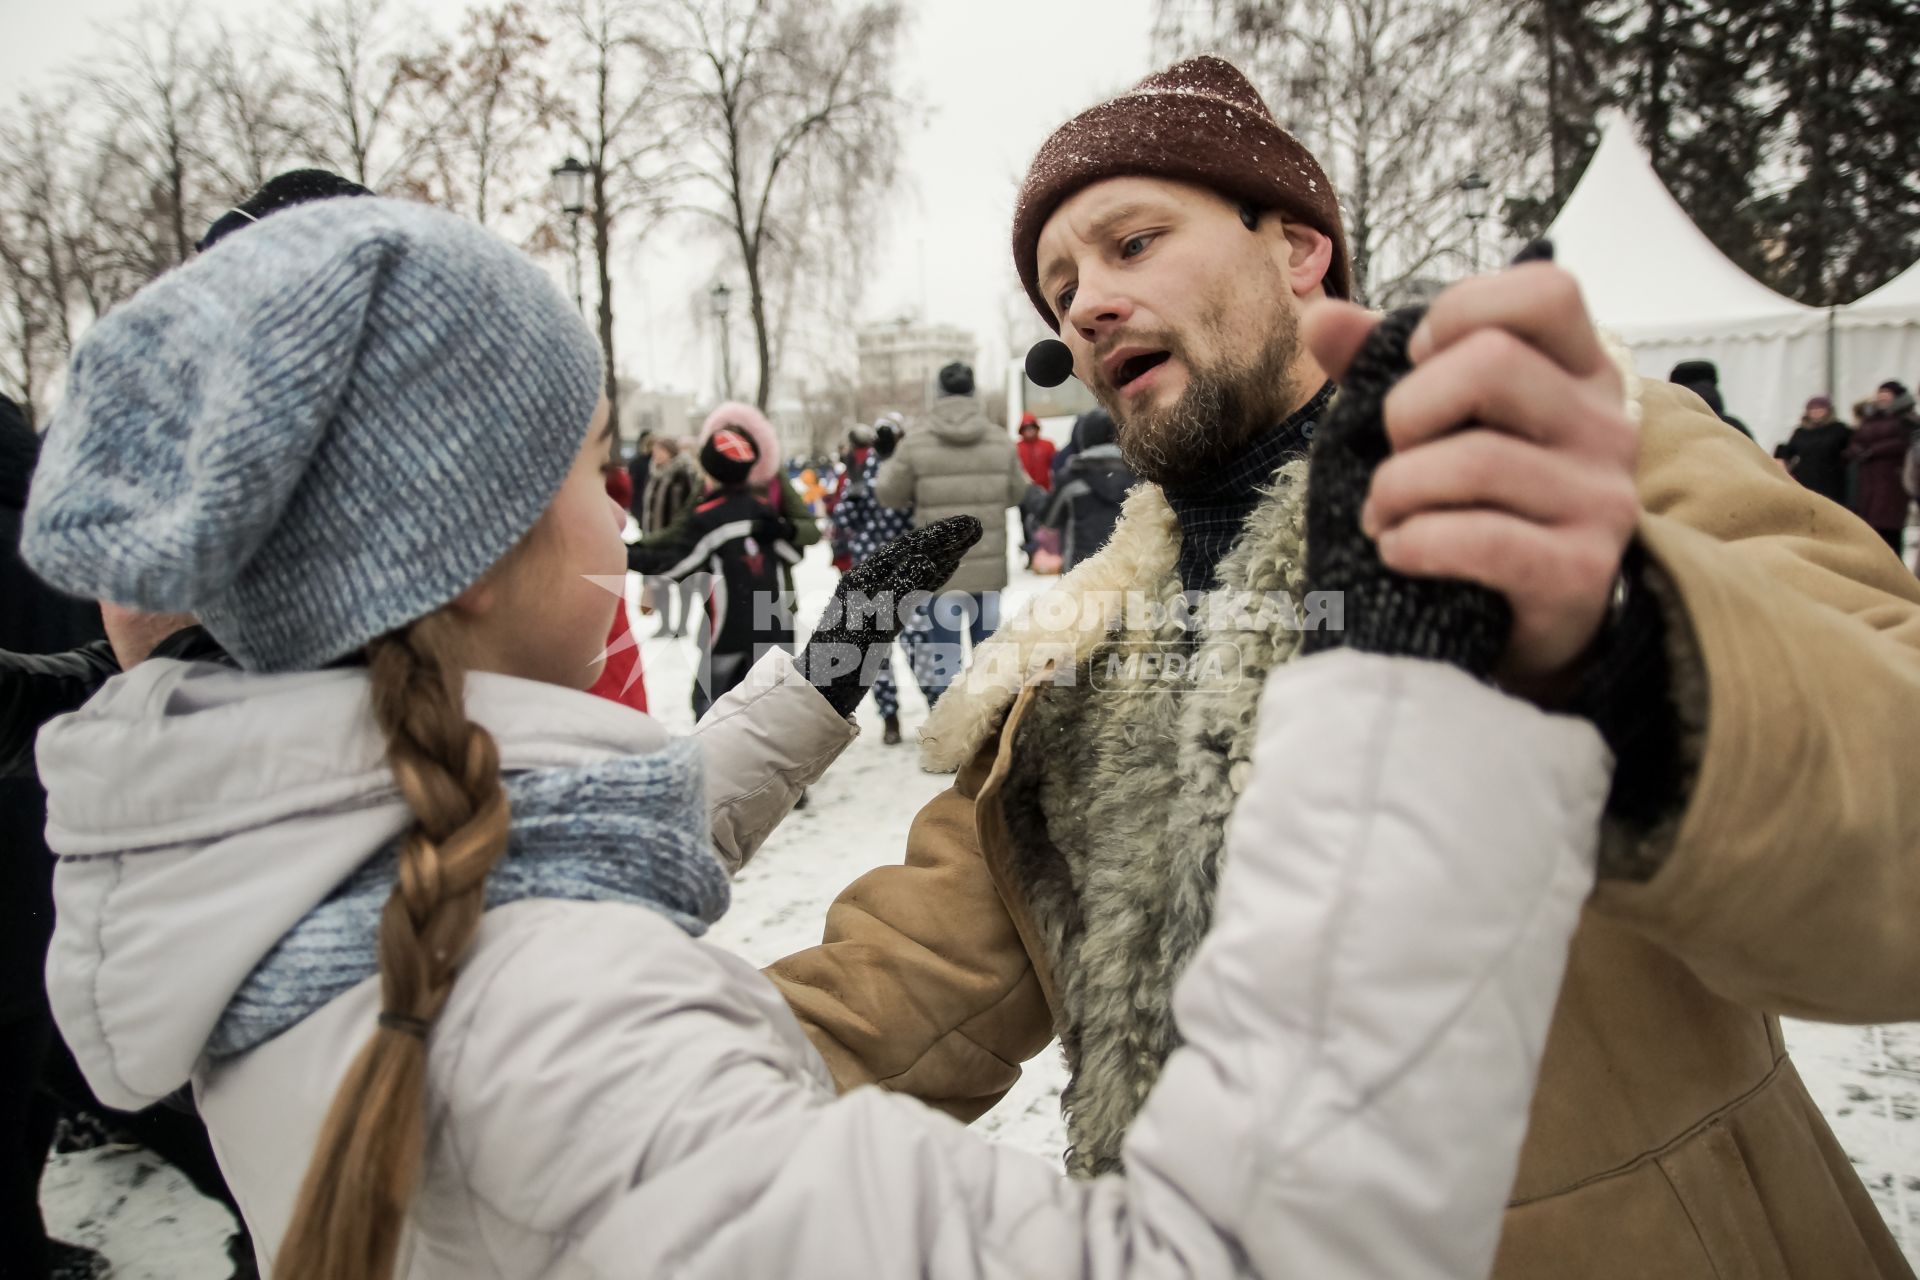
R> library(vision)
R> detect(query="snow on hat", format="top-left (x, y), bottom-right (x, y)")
top-left (1012, 55), bottom-right (1351, 329)
top-left (700, 424), bottom-right (760, 487)
top-left (24, 196), bottom-right (602, 673)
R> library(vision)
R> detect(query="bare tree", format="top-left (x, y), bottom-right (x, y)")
top-left (663, 0), bottom-right (908, 410)
top-left (293, 0), bottom-right (450, 193)
top-left (425, 3), bottom-right (557, 228)
top-left (0, 97), bottom-right (131, 418)
top-left (199, 27), bottom-right (316, 199)
top-left (86, 6), bottom-right (214, 271)
top-left (551, 0), bottom-right (681, 430)
top-left (1156, 0), bottom-right (1525, 304)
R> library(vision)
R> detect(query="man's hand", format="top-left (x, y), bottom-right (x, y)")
top-left (1302, 264), bottom-right (1640, 692)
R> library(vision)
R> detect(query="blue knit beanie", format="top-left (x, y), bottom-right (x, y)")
top-left (23, 197), bottom-right (603, 672)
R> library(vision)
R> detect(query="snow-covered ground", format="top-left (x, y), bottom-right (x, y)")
top-left (40, 551), bottom-right (1920, 1272)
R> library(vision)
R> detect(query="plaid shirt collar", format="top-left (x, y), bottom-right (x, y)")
top-left (1163, 381), bottom-right (1335, 594)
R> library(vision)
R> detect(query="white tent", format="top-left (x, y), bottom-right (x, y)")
top-left (1836, 261), bottom-right (1920, 411)
top-left (1546, 116), bottom-right (1826, 451)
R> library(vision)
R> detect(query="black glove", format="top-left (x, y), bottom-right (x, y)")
top-left (798, 516), bottom-right (983, 717)
top-left (873, 423), bottom-right (900, 458)
top-left (1297, 305), bottom-right (1510, 678)
top-left (755, 513), bottom-right (800, 546)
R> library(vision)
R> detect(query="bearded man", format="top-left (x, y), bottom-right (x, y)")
top-left (770, 56), bottom-right (1920, 1278)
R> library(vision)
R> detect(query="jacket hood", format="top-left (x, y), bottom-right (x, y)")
top-left (699, 401), bottom-right (783, 488)
top-left (36, 657), bottom-right (675, 1109)
top-left (925, 394), bottom-right (991, 445)
top-left (1071, 443), bottom-right (1136, 503)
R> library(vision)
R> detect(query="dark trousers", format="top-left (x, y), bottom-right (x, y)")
top-left (648, 576), bottom-right (700, 637)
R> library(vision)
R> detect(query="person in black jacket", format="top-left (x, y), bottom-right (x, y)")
top-left (1668, 359), bottom-right (1752, 440)
top-left (1773, 395), bottom-right (1851, 507)
top-left (1041, 408), bottom-right (1138, 571)
top-left (628, 426), bottom-right (802, 719)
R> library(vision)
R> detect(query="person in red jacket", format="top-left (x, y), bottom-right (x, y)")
top-left (1016, 413), bottom-right (1056, 490)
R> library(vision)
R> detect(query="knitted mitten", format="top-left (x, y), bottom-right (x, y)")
top-left (799, 515), bottom-right (982, 717)
top-left (1298, 305), bottom-right (1511, 678)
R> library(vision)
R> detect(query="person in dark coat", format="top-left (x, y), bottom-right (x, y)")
top-left (1773, 395), bottom-right (1851, 506)
top-left (1, 397), bottom-right (101, 656)
top-left (1041, 408), bottom-right (1138, 571)
top-left (829, 424), bottom-right (918, 744)
top-left (628, 426), bottom-right (803, 719)
top-left (1668, 360), bottom-right (1752, 440)
top-left (627, 431), bottom-right (653, 520)
top-left (640, 437), bottom-right (703, 638)
top-left (1847, 381), bottom-right (1919, 556)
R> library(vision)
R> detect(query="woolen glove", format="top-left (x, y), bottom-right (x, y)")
top-left (754, 513), bottom-right (800, 547)
top-left (1297, 305), bottom-right (1511, 678)
top-left (799, 515), bottom-right (982, 718)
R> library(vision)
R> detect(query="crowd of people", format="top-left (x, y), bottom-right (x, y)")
top-left (4, 51), bottom-right (1920, 1280)
top-left (1773, 381), bottom-right (1920, 559)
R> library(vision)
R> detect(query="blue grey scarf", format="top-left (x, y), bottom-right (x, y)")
top-left (208, 737), bottom-right (724, 1058)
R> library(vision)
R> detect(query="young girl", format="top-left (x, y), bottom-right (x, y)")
top-left (25, 197), bottom-right (1610, 1279)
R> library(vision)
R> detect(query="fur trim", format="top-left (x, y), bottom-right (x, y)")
top-left (699, 401), bottom-right (783, 488)
top-left (918, 483), bottom-right (1179, 772)
top-left (1600, 330), bottom-right (1644, 425)
top-left (1005, 458), bottom-right (1313, 1176)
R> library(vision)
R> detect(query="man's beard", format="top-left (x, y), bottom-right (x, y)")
top-left (1096, 301), bottom-right (1303, 490)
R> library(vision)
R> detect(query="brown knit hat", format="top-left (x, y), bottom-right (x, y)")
top-left (1012, 55), bottom-right (1351, 329)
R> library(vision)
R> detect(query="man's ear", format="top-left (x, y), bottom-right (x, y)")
top-left (1275, 220), bottom-right (1333, 300)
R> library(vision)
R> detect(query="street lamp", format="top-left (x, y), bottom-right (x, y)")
top-left (1460, 169), bottom-right (1491, 277)
top-left (709, 280), bottom-right (734, 401)
top-left (550, 156), bottom-right (588, 314)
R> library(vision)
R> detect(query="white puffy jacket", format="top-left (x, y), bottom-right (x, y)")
top-left (38, 649), bottom-right (1608, 1278)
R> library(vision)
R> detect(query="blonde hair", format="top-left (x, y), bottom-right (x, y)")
top-left (274, 609), bottom-right (511, 1280)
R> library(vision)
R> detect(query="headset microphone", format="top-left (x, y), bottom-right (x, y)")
top-left (1024, 338), bottom-right (1075, 389)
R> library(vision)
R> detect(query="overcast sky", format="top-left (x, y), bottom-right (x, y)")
top-left (3, 0), bottom-right (1162, 407)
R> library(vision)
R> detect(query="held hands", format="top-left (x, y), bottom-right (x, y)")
top-left (1301, 262), bottom-right (1641, 694)
top-left (798, 516), bottom-right (983, 718)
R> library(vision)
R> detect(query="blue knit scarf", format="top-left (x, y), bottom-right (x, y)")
top-left (207, 737), bottom-right (725, 1058)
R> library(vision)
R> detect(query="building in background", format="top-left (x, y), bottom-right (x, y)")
top-left (620, 385), bottom-right (696, 450)
top-left (856, 318), bottom-right (976, 422)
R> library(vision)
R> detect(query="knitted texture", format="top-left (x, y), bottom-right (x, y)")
top-left (800, 515), bottom-right (982, 717)
top-left (1299, 306), bottom-right (1510, 676)
top-left (208, 736), bottom-right (722, 1058)
top-left (24, 197), bottom-right (603, 672)
top-left (1012, 55), bottom-right (1351, 328)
